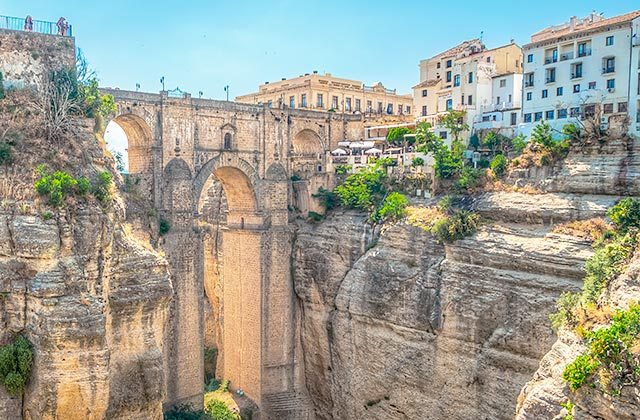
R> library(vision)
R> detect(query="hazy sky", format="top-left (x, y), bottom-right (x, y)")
top-left (2, 1), bottom-right (638, 100)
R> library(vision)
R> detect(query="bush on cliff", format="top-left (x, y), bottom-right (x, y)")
top-left (371, 192), bottom-right (408, 223)
top-left (34, 165), bottom-right (113, 207)
top-left (205, 399), bottom-right (239, 420)
top-left (0, 335), bottom-right (33, 396)
top-left (431, 209), bottom-right (480, 243)
top-left (607, 198), bottom-right (640, 233)
top-left (489, 154), bottom-right (508, 177)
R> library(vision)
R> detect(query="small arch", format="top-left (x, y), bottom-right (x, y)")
top-left (194, 154), bottom-right (258, 213)
top-left (292, 129), bottom-right (324, 156)
top-left (223, 132), bottom-right (232, 150)
top-left (106, 113), bottom-right (154, 174)
top-left (265, 162), bottom-right (288, 181)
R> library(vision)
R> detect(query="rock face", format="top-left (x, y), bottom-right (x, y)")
top-left (293, 195), bottom-right (598, 419)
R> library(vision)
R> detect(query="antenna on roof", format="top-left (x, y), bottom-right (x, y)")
top-left (480, 30), bottom-right (484, 43)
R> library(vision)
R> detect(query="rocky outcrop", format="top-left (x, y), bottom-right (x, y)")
top-left (294, 192), bottom-right (601, 419)
top-left (0, 103), bottom-right (173, 418)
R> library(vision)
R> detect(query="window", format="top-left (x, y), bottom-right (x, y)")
top-left (267, 100), bottom-right (272, 108)
top-left (377, 101), bottom-right (383, 113)
top-left (603, 57), bottom-right (615, 73)
top-left (446, 59), bottom-right (452, 68)
top-left (345, 97), bottom-right (351, 111)
top-left (606, 35), bottom-right (614, 46)
top-left (527, 54), bottom-right (534, 63)
top-left (619, 102), bottom-right (628, 113)
top-left (317, 93), bottom-right (323, 108)
top-left (510, 112), bottom-right (517, 126)
top-left (355, 99), bottom-right (361, 111)
top-left (545, 110), bottom-right (555, 120)
top-left (542, 89), bottom-right (548, 98)
top-left (422, 105), bottom-right (427, 116)
top-left (499, 79), bottom-right (506, 87)
top-left (223, 132), bottom-right (232, 150)
top-left (486, 57), bottom-right (491, 63)
top-left (603, 103), bottom-right (614, 114)
top-left (557, 108), bottom-right (568, 119)
top-left (496, 96), bottom-right (501, 104)
top-left (524, 113), bottom-right (532, 123)
top-left (573, 84), bottom-right (580, 93)
top-left (289, 96), bottom-right (295, 108)
top-left (437, 62), bottom-right (441, 69)
top-left (588, 81), bottom-right (596, 90)
top-left (453, 74), bottom-right (461, 87)
top-left (446, 99), bottom-right (453, 111)
top-left (398, 104), bottom-right (403, 114)
top-left (467, 95), bottom-right (473, 105)
top-left (446, 71), bottom-right (452, 83)
top-left (534, 112), bottom-right (543, 121)
top-left (572, 62), bottom-right (583, 78)
top-left (332, 96), bottom-right (339, 109)
top-left (556, 87), bottom-right (563, 96)
top-left (468, 72), bottom-right (474, 83)
top-left (301, 94), bottom-right (307, 108)
top-left (570, 107), bottom-right (581, 117)
top-left (607, 79), bottom-right (615, 89)
top-left (525, 72), bottom-right (534, 87)
top-left (422, 89), bottom-right (428, 97)
top-left (386, 103), bottom-right (393, 114)
top-left (526, 92), bottom-right (532, 101)
top-left (508, 94), bottom-right (512, 103)
top-left (406, 106), bottom-right (411, 114)
top-left (546, 68), bottom-right (556, 83)
top-left (584, 104), bottom-right (596, 118)
top-left (577, 42), bottom-right (589, 57)
top-left (439, 131), bottom-right (448, 139)
top-left (366, 100), bottom-right (372, 112)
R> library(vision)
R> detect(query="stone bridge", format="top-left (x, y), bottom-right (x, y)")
top-left (102, 88), bottom-right (364, 417)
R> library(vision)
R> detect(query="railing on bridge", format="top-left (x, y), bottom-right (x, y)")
top-left (0, 15), bottom-right (73, 37)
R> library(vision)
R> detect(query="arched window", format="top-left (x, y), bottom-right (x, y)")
top-left (223, 133), bottom-right (232, 150)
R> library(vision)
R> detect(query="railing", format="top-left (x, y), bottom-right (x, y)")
top-left (602, 67), bottom-right (615, 74)
top-left (524, 80), bottom-right (534, 88)
top-left (560, 52), bottom-right (574, 61)
top-left (0, 15), bottom-right (72, 36)
top-left (544, 57), bottom-right (557, 64)
top-left (577, 49), bottom-right (592, 57)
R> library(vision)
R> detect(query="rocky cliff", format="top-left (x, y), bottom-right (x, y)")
top-left (0, 94), bottom-right (173, 419)
top-left (294, 137), bottom-right (640, 419)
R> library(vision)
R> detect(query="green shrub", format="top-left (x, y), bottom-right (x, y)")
top-left (159, 218), bottom-right (171, 236)
top-left (415, 122), bottom-right (463, 179)
top-left (76, 177), bottom-right (91, 196)
top-left (411, 157), bottom-right (425, 167)
top-left (219, 379), bottom-right (230, 393)
top-left (563, 354), bottom-right (599, 391)
top-left (371, 192), bottom-right (407, 223)
top-left (561, 400), bottom-right (575, 420)
top-left (204, 347), bottom-right (218, 363)
top-left (164, 404), bottom-right (209, 420)
top-left (34, 167), bottom-right (79, 207)
top-left (431, 210), bottom-right (480, 243)
top-left (511, 134), bottom-right (527, 155)
top-left (312, 187), bottom-right (339, 211)
top-left (308, 211), bottom-right (324, 222)
top-left (290, 174), bottom-right (301, 182)
top-left (0, 142), bottom-right (11, 165)
top-left (335, 164), bottom-right (352, 175)
top-left (549, 292), bottom-right (580, 330)
top-left (607, 198), bottom-right (640, 233)
top-left (205, 399), bottom-right (238, 420)
top-left (0, 335), bottom-right (33, 396)
top-left (386, 127), bottom-right (414, 145)
top-left (454, 167), bottom-right (484, 192)
top-left (476, 159), bottom-right (490, 169)
top-left (582, 232), bottom-right (636, 303)
top-left (92, 171), bottom-right (113, 204)
top-left (490, 154), bottom-right (508, 177)
top-left (42, 211), bottom-right (54, 221)
top-left (334, 163), bottom-right (386, 211)
top-left (204, 377), bottom-right (221, 393)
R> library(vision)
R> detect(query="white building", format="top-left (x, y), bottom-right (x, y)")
top-left (520, 10), bottom-right (640, 137)
top-left (473, 72), bottom-right (523, 136)
top-left (413, 40), bottom-right (523, 142)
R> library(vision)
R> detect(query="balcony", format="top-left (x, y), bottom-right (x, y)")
top-left (570, 72), bottom-right (582, 79)
top-left (524, 80), bottom-right (534, 88)
top-left (602, 67), bottom-right (615, 74)
top-left (546, 77), bottom-right (556, 84)
top-left (577, 49), bottom-right (592, 57)
top-left (560, 52), bottom-right (574, 61)
top-left (544, 57), bottom-right (558, 65)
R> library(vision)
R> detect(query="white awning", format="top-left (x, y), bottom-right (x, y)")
top-left (365, 147), bottom-right (382, 154)
top-left (331, 148), bottom-right (347, 155)
top-left (339, 140), bottom-right (376, 149)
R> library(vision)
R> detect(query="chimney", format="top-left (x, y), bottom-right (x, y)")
top-left (570, 16), bottom-right (577, 30)
top-left (281, 78), bottom-right (286, 80)
top-left (313, 70), bottom-right (318, 74)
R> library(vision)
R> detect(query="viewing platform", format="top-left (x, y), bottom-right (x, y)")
top-left (0, 14), bottom-right (72, 37)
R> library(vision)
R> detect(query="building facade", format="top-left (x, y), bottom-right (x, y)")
top-left (413, 40), bottom-right (523, 141)
top-left (235, 71), bottom-right (413, 117)
top-left (520, 10), bottom-right (640, 137)
top-left (473, 72), bottom-right (523, 136)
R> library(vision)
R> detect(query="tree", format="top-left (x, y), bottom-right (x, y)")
top-left (386, 127), bottom-right (414, 146)
top-left (438, 110), bottom-right (469, 141)
top-left (531, 120), bottom-right (554, 149)
top-left (415, 122), bottom-right (463, 179)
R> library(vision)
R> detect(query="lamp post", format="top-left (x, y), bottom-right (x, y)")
top-left (224, 85), bottom-right (229, 101)
top-left (160, 76), bottom-right (165, 91)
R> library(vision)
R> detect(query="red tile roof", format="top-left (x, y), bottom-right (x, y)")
top-left (530, 10), bottom-right (640, 43)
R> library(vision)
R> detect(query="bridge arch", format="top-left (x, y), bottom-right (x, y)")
top-left (106, 113), bottom-right (154, 174)
top-left (194, 153), bottom-right (259, 214)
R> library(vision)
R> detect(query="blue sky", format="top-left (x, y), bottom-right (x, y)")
top-left (1, 1), bottom-right (638, 99)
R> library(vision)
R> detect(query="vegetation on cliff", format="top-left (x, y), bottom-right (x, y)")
top-left (0, 335), bottom-right (33, 396)
top-left (34, 164), bottom-right (113, 207)
top-left (549, 198), bottom-right (640, 395)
